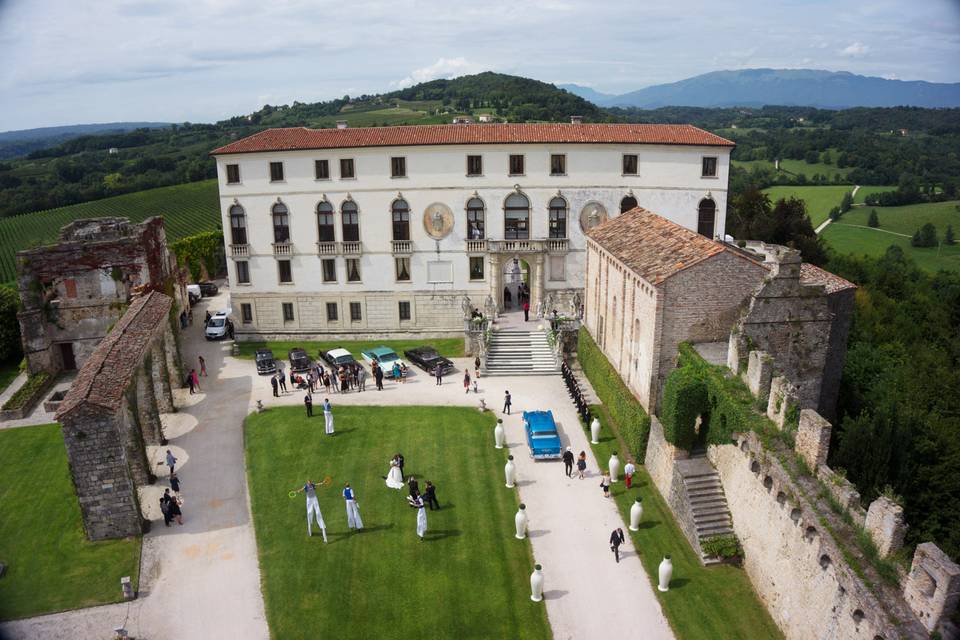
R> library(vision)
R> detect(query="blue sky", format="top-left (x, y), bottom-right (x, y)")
top-left (0, 0), bottom-right (958, 131)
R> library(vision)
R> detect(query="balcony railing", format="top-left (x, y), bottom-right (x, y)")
top-left (466, 239), bottom-right (487, 253)
top-left (341, 241), bottom-right (362, 255)
top-left (391, 240), bottom-right (413, 254)
top-left (486, 239), bottom-right (570, 254)
top-left (230, 244), bottom-right (249, 257)
top-left (272, 242), bottom-right (293, 256)
top-left (317, 241), bottom-right (337, 255)
top-left (546, 238), bottom-right (569, 253)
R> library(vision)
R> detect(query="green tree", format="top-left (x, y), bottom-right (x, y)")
top-left (821, 150), bottom-right (833, 165)
top-left (0, 285), bottom-right (22, 363)
top-left (946, 225), bottom-right (956, 245)
top-left (804, 150), bottom-right (819, 164)
top-left (868, 209), bottom-right (879, 228)
top-left (840, 191), bottom-right (853, 214)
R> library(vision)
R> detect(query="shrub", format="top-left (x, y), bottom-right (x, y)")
top-left (661, 366), bottom-right (709, 450)
top-left (577, 328), bottom-right (650, 460)
top-left (0, 284), bottom-right (22, 363)
top-left (867, 209), bottom-right (879, 228)
top-left (702, 534), bottom-right (742, 559)
top-left (2, 372), bottom-right (51, 411)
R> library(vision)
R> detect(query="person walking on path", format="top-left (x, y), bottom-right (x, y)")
top-left (423, 481), bottom-right (440, 510)
top-left (435, 365), bottom-right (443, 386)
top-left (523, 300), bottom-right (530, 322)
top-left (160, 491), bottom-right (173, 526)
top-left (624, 460), bottom-right (636, 489)
top-left (199, 356), bottom-right (207, 377)
top-left (323, 399), bottom-right (335, 435)
top-left (601, 471), bottom-right (611, 498)
top-left (187, 372), bottom-right (196, 394)
top-left (577, 451), bottom-right (587, 479)
top-left (166, 449), bottom-right (177, 475)
top-left (463, 371), bottom-right (471, 394)
top-left (170, 472), bottom-right (181, 495)
top-left (375, 364), bottom-right (384, 391)
top-left (562, 447), bottom-right (574, 478)
top-left (343, 484), bottom-right (363, 530)
top-left (358, 366), bottom-right (366, 391)
top-left (610, 527), bottom-right (625, 563)
top-left (503, 390), bottom-right (512, 415)
top-left (190, 369), bottom-right (200, 393)
top-left (296, 480), bottom-right (327, 541)
top-left (304, 393), bottom-right (313, 417)
top-left (474, 356), bottom-right (481, 378)
top-left (270, 375), bottom-right (278, 397)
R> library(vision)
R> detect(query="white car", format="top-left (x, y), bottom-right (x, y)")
top-left (204, 311), bottom-right (233, 340)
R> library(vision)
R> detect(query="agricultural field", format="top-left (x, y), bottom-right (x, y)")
top-left (305, 100), bottom-right (473, 128)
top-left (763, 185), bottom-right (853, 227)
top-left (822, 200), bottom-right (960, 272)
top-left (733, 149), bottom-right (853, 181)
top-left (0, 180), bottom-right (219, 283)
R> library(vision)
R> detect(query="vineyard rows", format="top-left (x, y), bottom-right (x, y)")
top-left (0, 180), bottom-right (221, 284)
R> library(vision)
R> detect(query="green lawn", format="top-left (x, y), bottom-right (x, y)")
top-left (236, 337), bottom-right (465, 361)
top-left (734, 150), bottom-right (852, 182)
top-left (0, 424), bottom-right (141, 620)
top-left (853, 185), bottom-right (895, 205)
top-left (823, 200), bottom-right (960, 272)
top-left (245, 406), bottom-right (550, 640)
top-left (587, 406), bottom-right (782, 640)
top-left (764, 185), bottom-right (853, 227)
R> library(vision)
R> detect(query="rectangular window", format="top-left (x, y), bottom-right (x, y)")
top-left (466, 155), bottom-right (483, 176)
top-left (322, 258), bottom-right (336, 283)
top-left (509, 154), bottom-right (524, 176)
top-left (236, 260), bottom-right (250, 284)
top-left (325, 302), bottom-right (339, 322)
top-left (241, 303), bottom-right (253, 324)
top-left (340, 158), bottom-right (355, 179)
top-left (226, 164), bottom-right (241, 184)
top-left (702, 156), bottom-right (718, 178)
top-left (345, 258), bottom-right (361, 282)
top-left (398, 301), bottom-right (411, 321)
top-left (395, 257), bottom-right (411, 282)
top-left (550, 154), bottom-right (566, 175)
top-left (623, 154), bottom-right (638, 175)
top-left (315, 159), bottom-right (329, 180)
top-left (349, 302), bottom-right (362, 322)
top-left (278, 260), bottom-right (292, 283)
top-left (469, 256), bottom-right (485, 281)
top-left (282, 302), bottom-right (294, 322)
top-left (269, 161), bottom-right (284, 182)
top-left (391, 157), bottom-right (406, 178)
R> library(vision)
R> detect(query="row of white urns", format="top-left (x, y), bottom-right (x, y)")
top-left (529, 555), bottom-right (673, 599)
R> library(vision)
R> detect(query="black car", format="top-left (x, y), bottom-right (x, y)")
top-left (198, 281), bottom-right (219, 297)
top-left (255, 349), bottom-right (277, 375)
top-left (288, 348), bottom-right (311, 373)
top-left (404, 346), bottom-right (454, 375)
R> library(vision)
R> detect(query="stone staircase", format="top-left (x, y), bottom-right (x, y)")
top-left (678, 457), bottom-right (735, 565)
top-left (483, 329), bottom-right (560, 376)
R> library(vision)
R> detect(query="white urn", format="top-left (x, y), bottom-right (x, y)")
top-left (494, 419), bottom-right (505, 449)
top-left (609, 452), bottom-right (621, 483)
top-left (629, 497), bottom-right (643, 531)
top-left (504, 455), bottom-right (516, 488)
top-left (515, 504), bottom-right (528, 539)
top-left (530, 564), bottom-right (544, 602)
top-left (590, 417), bottom-right (601, 444)
top-left (658, 555), bottom-right (673, 592)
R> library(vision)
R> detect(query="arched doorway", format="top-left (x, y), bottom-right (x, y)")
top-left (697, 198), bottom-right (717, 238)
top-left (501, 257), bottom-right (529, 310)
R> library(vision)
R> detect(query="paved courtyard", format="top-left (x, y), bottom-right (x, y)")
top-left (1, 289), bottom-right (671, 640)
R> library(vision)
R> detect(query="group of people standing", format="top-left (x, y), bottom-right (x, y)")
top-left (160, 449), bottom-right (184, 527)
top-left (561, 362), bottom-right (592, 425)
top-left (385, 454), bottom-right (440, 540)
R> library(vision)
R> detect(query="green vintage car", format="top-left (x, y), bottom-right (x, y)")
top-left (360, 346), bottom-right (405, 378)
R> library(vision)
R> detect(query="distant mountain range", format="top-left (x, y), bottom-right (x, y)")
top-left (559, 69), bottom-right (960, 109)
top-left (0, 122), bottom-right (170, 160)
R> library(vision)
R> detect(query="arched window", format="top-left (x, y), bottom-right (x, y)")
top-left (391, 199), bottom-right (410, 241)
top-left (341, 201), bottom-right (359, 242)
top-left (317, 201), bottom-right (334, 242)
top-left (548, 196), bottom-right (567, 239)
top-left (620, 195), bottom-right (638, 213)
top-left (272, 203), bottom-right (289, 243)
top-left (504, 193), bottom-right (529, 240)
top-left (466, 197), bottom-right (485, 239)
top-left (229, 204), bottom-right (247, 245)
top-left (697, 198), bottom-right (717, 238)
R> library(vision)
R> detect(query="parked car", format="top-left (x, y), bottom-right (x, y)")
top-left (404, 346), bottom-right (454, 376)
top-left (204, 311), bottom-right (233, 340)
top-left (197, 281), bottom-right (219, 297)
top-left (319, 347), bottom-right (357, 369)
top-left (523, 410), bottom-right (563, 459)
top-left (186, 284), bottom-right (202, 305)
top-left (255, 349), bottom-right (277, 375)
top-left (360, 346), bottom-right (406, 377)
top-left (288, 348), bottom-right (311, 372)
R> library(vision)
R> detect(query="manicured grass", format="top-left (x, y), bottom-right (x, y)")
top-left (245, 406), bottom-right (550, 640)
top-left (586, 405), bottom-right (782, 640)
top-left (0, 424), bottom-right (141, 620)
top-left (822, 200), bottom-right (960, 272)
top-left (763, 185), bottom-right (853, 226)
top-left (235, 337), bottom-right (465, 361)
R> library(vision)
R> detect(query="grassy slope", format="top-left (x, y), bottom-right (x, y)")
top-left (235, 338), bottom-right (465, 361)
top-left (763, 185), bottom-right (852, 227)
top-left (587, 406), bottom-right (782, 640)
top-left (823, 200), bottom-right (960, 272)
top-left (0, 424), bottom-right (141, 620)
top-left (245, 406), bottom-right (550, 640)
top-left (853, 185), bottom-right (895, 204)
top-left (733, 150), bottom-right (852, 181)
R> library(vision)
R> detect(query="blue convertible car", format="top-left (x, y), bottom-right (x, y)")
top-left (523, 410), bottom-right (563, 459)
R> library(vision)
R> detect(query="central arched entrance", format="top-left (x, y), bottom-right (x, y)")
top-left (501, 256), bottom-right (529, 311)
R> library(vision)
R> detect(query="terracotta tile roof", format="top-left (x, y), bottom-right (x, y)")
top-left (56, 291), bottom-right (173, 420)
top-left (586, 207), bottom-right (753, 284)
top-left (211, 123), bottom-right (734, 155)
top-left (800, 262), bottom-right (857, 294)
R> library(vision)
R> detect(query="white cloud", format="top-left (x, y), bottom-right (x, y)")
top-left (840, 41), bottom-right (870, 57)
top-left (393, 57), bottom-right (491, 89)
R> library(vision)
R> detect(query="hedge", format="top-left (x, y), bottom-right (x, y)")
top-left (2, 372), bottom-right (51, 411)
top-left (661, 365), bottom-right (709, 450)
top-left (577, 327), bottom-right (650, 460)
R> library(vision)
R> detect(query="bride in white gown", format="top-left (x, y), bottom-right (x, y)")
top-left (385, 457), bottom-right (404, 489)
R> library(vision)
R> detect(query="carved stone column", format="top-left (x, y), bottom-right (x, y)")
top-left (488, 254), bottom-right (502, 313)
top-left (532, 253), bottom-right (545, 315)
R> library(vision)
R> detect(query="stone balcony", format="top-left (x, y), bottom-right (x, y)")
top-left (341, 241), bottom-right (362, 255)
top-left (229, 244), bottom-right (249, 258)
top-left (466, 239), bottom-right (487, 253)
top-left (272, 242), bottom-right (293, 256)
top-left (316, 241), bottom-right (337, 255)
top-left (391, 240), bottom-right (413, 254)
top-left (486, 238), bottom-right (569, 254)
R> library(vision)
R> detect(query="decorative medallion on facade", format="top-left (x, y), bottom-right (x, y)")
top-left (579, 202), bottom-right (608, 232)
top-left (423, 203), bottom-right (454, 239)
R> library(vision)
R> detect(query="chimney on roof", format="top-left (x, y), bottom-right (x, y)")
top-left (570, 115), bottom-right (583, 124)
top-left (336, 120), bottom-right (348, 129)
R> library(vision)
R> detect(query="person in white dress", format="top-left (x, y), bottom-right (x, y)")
top-left (385, 456), bottom-right (404, 489)
top-left (295, 480), bottom-right (327, 541)
top-left (410, 493), bottom-right (427, 540)
top-left (342, 483), bottom-right (363, 530)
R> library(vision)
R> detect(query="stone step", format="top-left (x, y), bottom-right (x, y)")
top-left (688, 488), bottom-right (726, 501)
top-left (688, 495), bottom-right (728, 509)
top-left (697, 524), bottom-right (734, 538)
top-left (691, 504), bottom-right (731, 518)
top-left (684, 477), bottom-right (723, 490)
top-left (693, 512), bottom-right (732, 526)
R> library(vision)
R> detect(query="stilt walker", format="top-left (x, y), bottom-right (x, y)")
top-left (323, 398), bottom-right (335, 435)
top-left (296, 480), bottom-right (327, 542)
top-left (343, 483), bottom-right (364, 530)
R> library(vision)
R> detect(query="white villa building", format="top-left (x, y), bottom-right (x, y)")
top-left (211, 121), bottom-right (734, 339)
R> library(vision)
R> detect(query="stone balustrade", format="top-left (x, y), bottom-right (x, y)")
top-left (272, 242), bottom-right (293, 256)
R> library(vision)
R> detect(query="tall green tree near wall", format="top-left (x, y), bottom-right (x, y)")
top-left (0, 285), bottom-right (22, 364)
